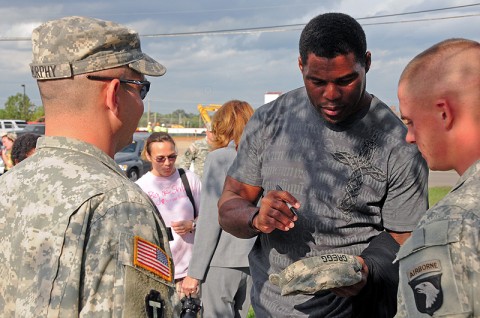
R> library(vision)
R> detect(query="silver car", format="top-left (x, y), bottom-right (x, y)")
top-left (114, 133), bottom-right (152, 181)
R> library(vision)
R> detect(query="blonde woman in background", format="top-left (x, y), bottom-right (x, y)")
top-left (1, 132), bottom-right (17, 172)
top-left (182, 100), bottom-right (255, 318)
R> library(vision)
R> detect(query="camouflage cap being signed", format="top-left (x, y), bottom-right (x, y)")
top-left (269, 253), bottom-right (362, 296)
top-left (30, 16), bottom-right (166, 80)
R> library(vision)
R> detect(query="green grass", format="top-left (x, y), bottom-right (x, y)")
top-left (429, 186), bottom-right (451, 207)
top-left (244, 187), bottom-right (451, 318)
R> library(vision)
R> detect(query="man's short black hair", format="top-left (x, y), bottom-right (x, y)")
top-left (11, 133), bottom-right (40, 165)
top-left (299, 12), bottom-right (367, 66)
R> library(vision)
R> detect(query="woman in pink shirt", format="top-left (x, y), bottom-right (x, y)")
top-left (136, 132), bottom-right (202, 297)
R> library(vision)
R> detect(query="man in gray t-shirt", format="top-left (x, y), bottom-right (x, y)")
top-left (218, 13), bottom-right (428, 317)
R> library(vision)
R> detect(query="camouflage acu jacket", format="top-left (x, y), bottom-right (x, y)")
top-left (179, 137), bottom-right (210, 179)
top-left (395, 160), bottom-right (480, 317)
top-left (0, 136), bottom-right (178, 317)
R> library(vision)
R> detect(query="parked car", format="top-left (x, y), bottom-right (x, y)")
top-left (114, 133), bottom-right (151, 181)
top-left (15, 123), bottom-right (45, 136)
top-left (0, 119), bottom-right (28, 133)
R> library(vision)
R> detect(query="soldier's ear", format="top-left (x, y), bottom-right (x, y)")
top-left (105, 79), bottom-right (121, 115)
top-left (436, 99), bottom-right (453, 130)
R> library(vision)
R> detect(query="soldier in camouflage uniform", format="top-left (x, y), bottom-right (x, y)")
top-left (179, 136), bottom-right (211, 179)
top-left (395, 39), bottom-right (480, 317)
top-left (0, 16), bottom-right (178, 317)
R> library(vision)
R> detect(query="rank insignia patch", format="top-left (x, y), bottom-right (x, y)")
top-left (134, 236), bottom-right (173, 282)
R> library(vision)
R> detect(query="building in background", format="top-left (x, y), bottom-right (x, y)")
top-left (264, 92), bottom-right (282, 104)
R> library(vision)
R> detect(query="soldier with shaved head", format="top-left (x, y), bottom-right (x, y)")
top-left (395, 38), bottom-right (480, 317)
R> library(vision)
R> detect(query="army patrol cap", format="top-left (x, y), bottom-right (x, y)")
top-left (269, 253), bottom-right (362, 296)
top-left (30, 16), bottom-right (166, 80)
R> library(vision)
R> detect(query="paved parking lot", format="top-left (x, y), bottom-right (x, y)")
top-left (428, 170), bottom-right (459, 187)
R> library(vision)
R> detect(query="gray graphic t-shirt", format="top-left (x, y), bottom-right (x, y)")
top-left (229, 87), bottom-right (428, 317)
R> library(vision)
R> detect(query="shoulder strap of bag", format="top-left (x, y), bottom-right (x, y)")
top-left (178, 168), bottom-right (198, 218)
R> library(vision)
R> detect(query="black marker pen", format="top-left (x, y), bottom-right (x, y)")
top-left (275, 185), bottom-right (298, 217)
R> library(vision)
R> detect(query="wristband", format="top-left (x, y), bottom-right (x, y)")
top-left (247, 209), bottom-right (261, 233)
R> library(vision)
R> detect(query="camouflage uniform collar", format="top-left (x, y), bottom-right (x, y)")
top-left (36, 136), bottom-right (125, 176)
top-left (450, 159), bottom-right (480, 192)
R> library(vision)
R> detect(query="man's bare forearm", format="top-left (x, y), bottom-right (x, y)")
top-left (218, 196), bottom-right (261, 239)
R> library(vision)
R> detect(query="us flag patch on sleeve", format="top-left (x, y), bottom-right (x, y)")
top-left (133, 236), bottom-right (173, 282)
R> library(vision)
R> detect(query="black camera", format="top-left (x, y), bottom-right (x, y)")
top-left (180, 295), bottom-right (202, 318)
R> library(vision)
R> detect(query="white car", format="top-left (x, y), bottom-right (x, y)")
top-left (0, 119), bottom-right (28, 133)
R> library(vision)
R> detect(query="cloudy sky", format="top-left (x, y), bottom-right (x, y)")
top-left (0, 1), bottom-right (479, 114)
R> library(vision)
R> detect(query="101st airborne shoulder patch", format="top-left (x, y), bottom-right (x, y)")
top-left (134, 236), bottom-right (173, 282)
top-left (407, 259), bottom-right (444, 316)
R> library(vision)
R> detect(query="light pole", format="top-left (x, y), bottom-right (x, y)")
top-left (147, 99), bottom-right (150, 124)
top-left (21, 84), bottom-right (26, 119)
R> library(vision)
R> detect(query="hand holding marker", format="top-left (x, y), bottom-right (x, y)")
top-left (275, 185), bottom-right (298, 217)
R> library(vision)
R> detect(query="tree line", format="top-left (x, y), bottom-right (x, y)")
top-left (0, 93), bottom-right (44, 122)
top-left (1, 93), bottom-right (203, 128)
